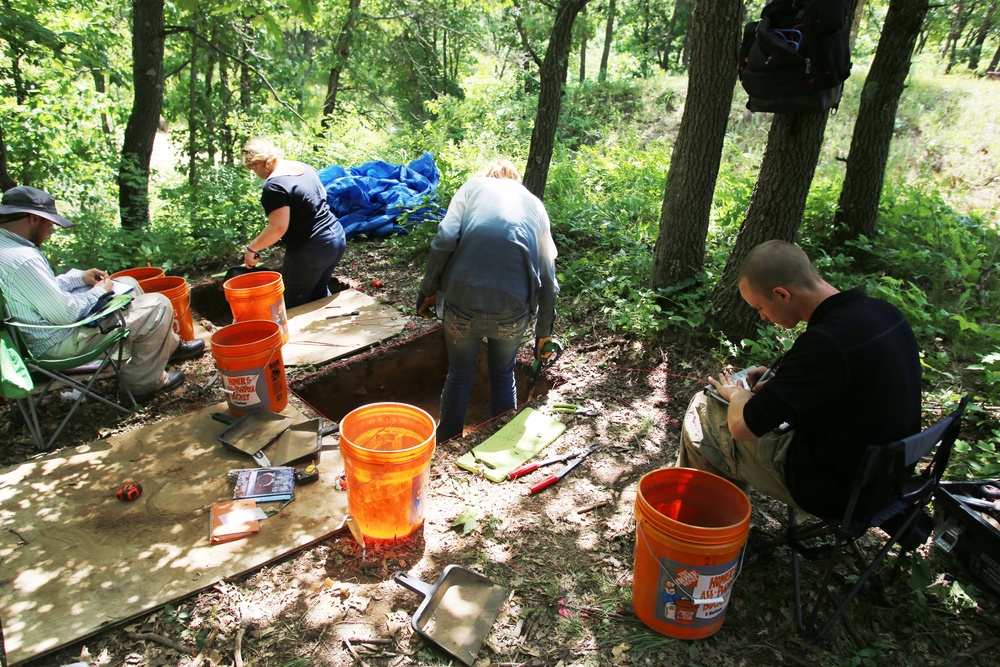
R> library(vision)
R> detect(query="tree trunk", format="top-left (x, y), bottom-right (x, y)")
top-left (660, 0), bottom-right (689, 71)
top-left (650, 0), bottom-right (744, 290)
top-left (187, 33), bottom-right (198, 187)
top-left (710, 0), bottom-right (860, 342)
top-left (523, 0), bottom-right (590, 200)
top-left (599, 0), bottom-right (615, 82)
top-left (323, 0), bottom-right (362, 125)
top-left (0, 124), bottom-right (17, 191)
top-left (988, 39), bottom-right (1000, 71)
top-left (579, 7), bottom-right (588, 83)
top-left (119, 0), bottom-right (166, 230)
top-left (968, 4), bottom-right (996, 70)
top-left (710, 114), bottom-right (832, 342)
top-left (205, 27), bottom-right (218, 166)
top-left (834, 0), bottom-right (929, 246)
top-left (944, 1), bottom-right (968, 74)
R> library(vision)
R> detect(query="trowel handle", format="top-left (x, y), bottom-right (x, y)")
top-left (393, 571), bottom-right (435, 598)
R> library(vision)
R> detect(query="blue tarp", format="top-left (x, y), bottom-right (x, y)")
top-left (318, 151), bottom-right (445, 240)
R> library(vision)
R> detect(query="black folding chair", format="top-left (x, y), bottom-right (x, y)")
top-left (1, 287), bottom-right (137, 451)
top-left (773, 397), bottom-right (968, 640)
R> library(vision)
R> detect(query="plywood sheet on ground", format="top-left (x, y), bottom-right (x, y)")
top-left (283, 289), bottom-right (405, 367)
top-left (0, 403), bottom-right (349, 666)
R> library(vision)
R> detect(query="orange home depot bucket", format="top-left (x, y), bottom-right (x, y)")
top-left (632, 468), bottom-right (751, 640)
top-left (111, 266), bottom-right (164, 282)
top-left (138, 276), bottom-right (195, 341)
top-left (339, 403), bottom-right (436, 540)
top-left (223, 270), bottom-right (289, 344)
top-left (210, 320), bottom-right (287, 415)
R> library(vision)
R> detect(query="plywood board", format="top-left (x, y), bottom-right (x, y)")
top-left (0, 403), bottom-right (349, 666)
top-left (283, 289), bottom-right (406, 367)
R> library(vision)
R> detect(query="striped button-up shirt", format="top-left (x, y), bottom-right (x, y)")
top-left (0, 227), bottom-right (104, 354)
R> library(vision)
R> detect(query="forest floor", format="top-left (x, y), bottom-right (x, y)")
top-left (3, 237), bottom-right (1000, 667)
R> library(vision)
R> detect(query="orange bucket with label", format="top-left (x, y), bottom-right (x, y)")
top-left (138, 276), bottom-right (195, 341)
top-left (111, 266), bottom-right (164, 282)
top-left (632, 468), bottom-right (751, 640)
top-left (223, 270), bottom-right (288, 344)
top-left (210, 320), bottom-right (287, 415)
top-left (339, 403), bottom-right (436, 540)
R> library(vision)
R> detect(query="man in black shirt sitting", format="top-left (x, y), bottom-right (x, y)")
top-left (677, 240), bottom-right (921, 518)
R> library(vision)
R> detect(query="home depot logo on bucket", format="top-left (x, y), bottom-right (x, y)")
top-left (655, 557), bottom-right (739, 627)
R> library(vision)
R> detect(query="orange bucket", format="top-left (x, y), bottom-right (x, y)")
top-left (111, 266), bottom-right (164, 282)
top-left (138, 276), bottom-right (195, 341)
top-left (210, 320), bottom-right (287, 415)
top-left (631, 468), bottom-right (751, 640)
top-left (223, 270), bottom-right (288, 344)
top-left (338, 403), bottom-right (436, 540)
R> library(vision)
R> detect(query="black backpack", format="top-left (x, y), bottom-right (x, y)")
top-left (738, 0), bottom-right (852, 113)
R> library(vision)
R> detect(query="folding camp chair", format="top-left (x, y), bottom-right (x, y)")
top-left (768, 397), bottom-right (968, 641)
top-left (0, 287), bottom-right (137, 451)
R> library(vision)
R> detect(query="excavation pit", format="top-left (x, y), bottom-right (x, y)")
top-left (190, 276), bottom-right (350, 327)
top-left (290, 328), bottom-right (551, 430)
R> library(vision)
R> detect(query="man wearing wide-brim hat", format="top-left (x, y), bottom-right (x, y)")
top-left (0, 185), bottom-right (204, 400)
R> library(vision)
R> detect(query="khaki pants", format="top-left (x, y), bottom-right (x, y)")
top-left (40, 278), bottom-right (180, 395)
top-left (677, 389), bottom-right (802, 509)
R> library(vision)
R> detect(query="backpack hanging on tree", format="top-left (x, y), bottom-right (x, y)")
top-left (738, 0), bottom-right (852, 113)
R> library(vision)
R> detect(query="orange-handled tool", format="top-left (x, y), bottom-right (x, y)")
top-left (526, 444), bottom-right (599, 494)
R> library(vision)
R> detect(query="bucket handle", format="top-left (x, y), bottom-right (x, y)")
top-left (232, 295), bottom-right (283, 326)
top-left (636, 519), bottom-right (746, 606)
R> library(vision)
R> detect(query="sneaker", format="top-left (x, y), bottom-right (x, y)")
top-left (169, 339), bottom-right (205, 362)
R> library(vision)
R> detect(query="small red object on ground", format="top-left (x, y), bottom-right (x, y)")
top-left (116, 482), bottom-right (143, 501)
top-left (371, 279), bottom-right (385, 288)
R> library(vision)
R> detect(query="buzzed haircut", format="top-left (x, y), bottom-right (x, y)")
top-left (739, 240), bottom-right (822, 293)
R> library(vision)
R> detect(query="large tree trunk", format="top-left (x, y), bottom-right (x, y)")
top-left (323, 0), bottom-right (362, 125)
top-left (599, 0), bottom-right (616, 82)
top-left (834, 0), bottom-right (929, 246)
top-left (650, 0), bottom-right (743, 289)
top-left (710, 0), bottom-right (860, 343)
top-left (522, 0), bottom-right (590, 200)
top-left (118, 0), bottom-right (166, 230)
top-left (187, 33), bottom-right (198, 187)
top-left (710, 114), bottom-right (833, 342)
top-left (579, 7), bottom-right (588, 83)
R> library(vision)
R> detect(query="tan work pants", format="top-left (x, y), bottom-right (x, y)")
top-left (677, 389), bottom-right (802, 509)
top-left (40, 278), bottom-right (180, 395)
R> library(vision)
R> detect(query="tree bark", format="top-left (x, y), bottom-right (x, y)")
top-left (710, 114), bottom-right (831, 341)
top-left (650, 0), bottom-right (744, 290)
top-left (834, 0), bottom-right (929, 246)
top-left (523, 0), bottom-right (590, 200)
top-left (0, 124), bottom-right (17, 191)
top-left (988, 39), bottom-right (1000, 71)
top-left (187, 33), bottom-right (198, 187)
top-left (323, 0), bottom-right (362, 125)
top-left (968, 3), bottom-right (997, 70)
top-left (119, 0), bottom-right (166, 230)
top-left (579, 7), bottom-right (588, 83)
top-left (599, 0), bottom-right (615, 82)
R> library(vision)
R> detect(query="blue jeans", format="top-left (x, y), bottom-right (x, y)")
top-left (281, 225), bottom-right (347, 309)
top-left (437, 302), bottom-right (531, 442)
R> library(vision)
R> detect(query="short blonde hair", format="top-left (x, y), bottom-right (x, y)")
top-left (242, 137), bottom-right (283, 172)
top-left (483, 159), bottom-right (521, 181)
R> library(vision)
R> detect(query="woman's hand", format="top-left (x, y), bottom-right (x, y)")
top-left (244, 247), bottom-right (261, 269)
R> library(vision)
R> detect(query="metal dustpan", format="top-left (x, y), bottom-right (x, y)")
top-left (265, 417), bottom-right (339, 467)
top-left (394, 566), bottom-right (509, 666)
top-left (212, 411), bottom-right (293, 467)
